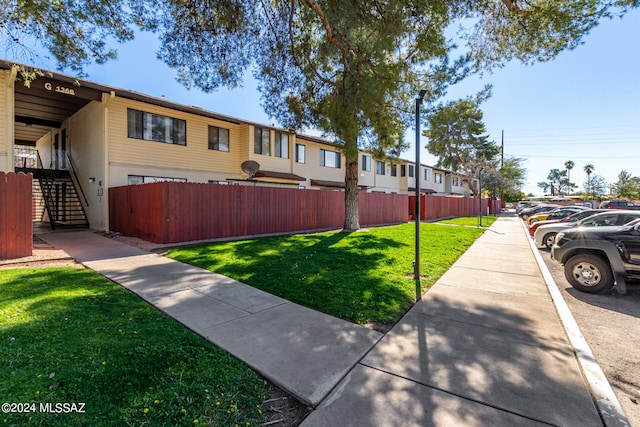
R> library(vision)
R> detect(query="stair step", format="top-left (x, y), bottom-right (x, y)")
top-left (33, 171), bottom-right (89, 229)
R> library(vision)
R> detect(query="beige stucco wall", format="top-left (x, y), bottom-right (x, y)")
top-left (248, 126), bottom-right (294, 175)
top-left (358, 153), bottom-right (375, 188)
top-left (370, 161), bottom-right (402, 193)
top-left (107, 97), bottom-right (245, 185)
top-left (419, 166), bottom-right (434, 192)
top-left (108, 163), bottom-right (238, 187)
top-left (292, 136), bottom-right (346, 187)
top-left (63, 100), bottom-right (106, 229)
top-left (34, 132), bottom-right (53, 168)
top-left (432, 170), bottom-right (446, 194)
top-left (0, 70), bottom-right (10, 172)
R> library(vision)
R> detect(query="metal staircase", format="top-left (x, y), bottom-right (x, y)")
top-left (15, 150), bottom-right (89, 230)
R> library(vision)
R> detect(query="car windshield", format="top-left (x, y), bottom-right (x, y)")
top-left (569, 211), bottom-right (600, 222)
top-left (579, 212), bottom-right (640, 227)
top-left (580, 214), bottom-right (619, 226)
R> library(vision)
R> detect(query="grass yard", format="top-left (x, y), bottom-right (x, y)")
top-left (435, 215), bottom-right (498, 227)
top-left (0, 267), bottom-right (268, 427)
top-left (169, 221), bottom-right (486, 326)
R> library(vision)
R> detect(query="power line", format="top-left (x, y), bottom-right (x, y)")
top-left (509, 153), bottom-right (640, 159)
top-left (507, 139), bottom-right (640, 146)
top-left (502, 124), bottom-right (640, 134)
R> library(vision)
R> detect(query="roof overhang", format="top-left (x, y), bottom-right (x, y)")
top-left (12, 74), bottom-right (102, 144)
top-left (310, 179), bottom-right (369, 190)
top-left (408, 187), bottom-right (437, 194)
top-left (254, 170), bottom-right (306, 181)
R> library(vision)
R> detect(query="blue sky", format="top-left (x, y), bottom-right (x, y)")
top-left (5, 9), bottom-right (640, 197)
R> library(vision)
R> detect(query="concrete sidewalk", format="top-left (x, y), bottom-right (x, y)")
top-left (301, 215), bottom-right (608, 426)
top-left (37, 231), bottom-right (382, 408)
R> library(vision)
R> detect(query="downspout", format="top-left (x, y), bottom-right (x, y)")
top-left (102, 91), bottom-right (115, 231)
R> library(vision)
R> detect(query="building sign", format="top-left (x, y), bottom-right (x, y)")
top-left (44, 81), bottom-right (76, 96)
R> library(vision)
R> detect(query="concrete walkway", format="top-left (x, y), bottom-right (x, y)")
top-left (37, 231), bottom-right (382, 408)
top-left (301, 215), bottom-right (608, 426)
top-left (38, 215), bottom-right (620, 426)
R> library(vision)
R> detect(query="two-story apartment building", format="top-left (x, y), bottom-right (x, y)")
top-left (1, 60), bottom-right (471, 231)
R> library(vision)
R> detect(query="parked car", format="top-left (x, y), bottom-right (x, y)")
top-left (600, 200), bottom-right (640, 209)
top-left (551, 218), bottom-right (640, 293)
top-left (518, 204), bottom-right (561, 220)
top-left (516, 201), bottom-right (540, 215)
top-left (525, 206), bottom-right (587, 226)
top-left (528, 209), bottom-right (606, 237)
top-left (533, 210), bottom-right (640, 249)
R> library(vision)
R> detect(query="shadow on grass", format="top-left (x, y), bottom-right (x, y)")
top-left (170, 230), bottom-right (415, 325)
top-left (0, 268), bottom-right (267, 427)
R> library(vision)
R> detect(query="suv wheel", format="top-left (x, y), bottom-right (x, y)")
top-left (564, 254), bottom-right (614, 293)
top-left (543, 232), bottom-right (557, 250)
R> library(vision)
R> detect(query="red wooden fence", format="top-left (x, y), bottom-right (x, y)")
top-left (0, 172), bottom-right (33, 259)
top-left (408, 195), bottom-right (501, 221)
top-left (109, 183), bottom-right (409, 244)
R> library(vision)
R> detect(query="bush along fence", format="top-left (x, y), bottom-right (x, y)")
top-left (0, 172), bottom-right (33, 259)
top-left (408, 195), bottom-right (501, 221)
top-left (109, 182), bottom-right (409, 244)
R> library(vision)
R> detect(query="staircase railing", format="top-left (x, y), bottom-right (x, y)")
top-left (66, 153), bottom-right (89, 207)
top-left (36, 151), bottom-right (57, 230)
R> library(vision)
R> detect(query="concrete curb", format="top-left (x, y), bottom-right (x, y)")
top-left (521, 219), bottom-right (630, 427)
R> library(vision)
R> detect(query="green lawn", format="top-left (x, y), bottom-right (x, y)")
top-left (169, 222), bottom-right (486, 326)
top-left (435, 215), bottom-right (498, 227)
top-left (0, 267), bottom-right (267, 427)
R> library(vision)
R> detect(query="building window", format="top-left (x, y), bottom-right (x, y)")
top-left (320, 149), bottom-right (341, 168)
top-left (424, 169), bottom-right (430, 181)
top-left (275, 131), bottom-right (289, 158)
top-left (127, 109), bottom-right (186, 146)
top-left (401, 165), bottom-right (406, 177)
top-left (296, 144), bottom-right (306, 163)
top-left (208, 126), bottom-right (229, 152)
top-left (376, 161), bottom-right (385, 175)
top-left (128, 175), bottom-right (187, 184)
top-left (362, 155), bottom-right (371, 172)
top-left (452, 176), bottom-right (460, 186)
top-left (254, 127), bottom-right (270, 155)
top-left (435, 172), bottom-right (443, 184)
top-left (408, 165), bottom-right (415, 178)
top-left (390, 165), bottom-right (397, 177)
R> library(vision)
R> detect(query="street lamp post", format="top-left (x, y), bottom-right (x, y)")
top-left (414, 89), bottom-right (427, 300)
top-left (478, 168), bottom-right (484, 227)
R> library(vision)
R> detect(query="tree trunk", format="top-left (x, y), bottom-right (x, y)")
top-left (344, 157), bottom-right (360, 231)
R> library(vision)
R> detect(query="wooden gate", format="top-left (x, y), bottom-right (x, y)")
top-left (0, 172), bottom-right (33, 259)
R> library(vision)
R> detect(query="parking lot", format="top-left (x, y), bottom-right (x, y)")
top-left (536, 245), bottom-right (640, 426)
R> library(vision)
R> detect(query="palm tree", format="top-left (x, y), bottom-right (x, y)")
top-left (584, 163), bottom-right (595, 198)
top-left (565, 160), bottom-right (575, 184)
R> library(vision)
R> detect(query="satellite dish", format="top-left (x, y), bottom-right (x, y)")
top-left (241, 160), bottom-right (260, 180)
